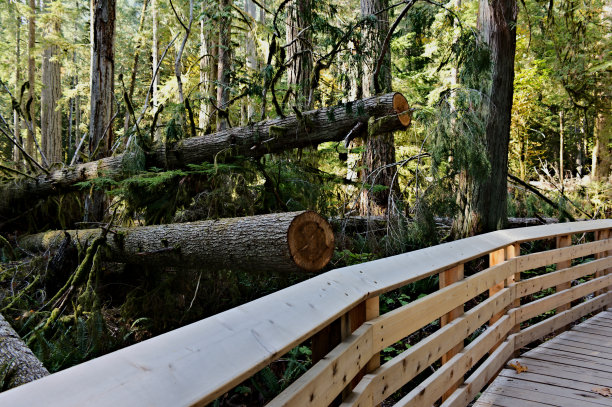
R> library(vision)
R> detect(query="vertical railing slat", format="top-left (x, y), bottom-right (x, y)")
top-left (439, 264), bottom-right (465, 401)
top-left (555, 235), bottom-right (572, 313)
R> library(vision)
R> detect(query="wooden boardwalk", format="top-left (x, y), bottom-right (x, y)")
top-left (475, 309), bottom-right (612, 407)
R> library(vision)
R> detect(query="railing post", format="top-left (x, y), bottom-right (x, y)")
top-left (312, 296), bottom-right (380, 405)
top-left (489, 248), bottom-right (506, 325)
top-left (596, 229), bottom-right (610, 288)
top-left (439, 263), bottom-right (464, 400)
top-left (506, 243), bottom-right (521, 334)
top-left (595, 229), bottom-right (611, 304)
top-left (556, 235), bottom-right (572, 313)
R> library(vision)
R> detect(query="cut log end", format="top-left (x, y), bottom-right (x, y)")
top-left (287, 211), bottom-right (335, 272)
top-left (392, 92), bottom-right (412, 127)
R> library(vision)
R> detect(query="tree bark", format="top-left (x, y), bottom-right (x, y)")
top-left (359, 0), bottom-right (397, 216)
top-left (454, 0), bottom-right (517, 236)
top-left (216, 0), bottom-right (231, 131)
top-left (151, 0), bottom-right (161, 141)
top-left (27, 0), bottom-right (36, 158)
top-left (13, 12), bottom-right (22, 169)
top-left (559, 110), bottom-right (564, 186)
top-left (592, 107), bottom-right (611, 181)
top-left (123, 0), bottom-right (149, 137)
top-left (286, 0), bottom-right (313, 110)
top-left (88, 0), bottom-right (116, 221)
top-left (245, 0), bottom-right (258, 120)
top-left (20, 211), bottom-right (335, 273)
top-left (0, 314), bottom-right (49, 389)
top-left (89, 0), bottom-right (115, 160)
top-left (0, 93), bottom-right (412, 221)
top-left (40, 10), bottom-right (63, 164)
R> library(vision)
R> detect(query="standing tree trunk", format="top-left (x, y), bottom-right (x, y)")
top-left (286, 0), bottom-right (313, 111)
top-left (151, 0), bottom-right (161, 141)
top-left (13, 13), bottom-right (22, 169)
top-left (454, 0), bottom-right (517, 236)
top-left (89, 0), bottom-right (115, 159)
top-left (199, 1), bottom-right (208, 130)
top-left (245, 0), bottom-right (258, 120)
top-left (88, 0), bottom-right (116, 221)
top-left (0, 314), bottom-right (49, 389)
top-left (592, 107), bottom-right (611, 181)
top-left (27, 0), bottom-right (36, 158)
top-left (41, 8), bottom-right (63, 164)
top-left (216, 0), bottom-right (231, 131)
top-left (559, 110), bottom-right (564, 187)
top-left (359, 0), bottom-right (397, 216)
top-left (123, 0), bottom-right (149, 137)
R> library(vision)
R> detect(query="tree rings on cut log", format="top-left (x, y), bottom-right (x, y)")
top-left (287, 211), bottom-right (335, 272)
top-left (393, 92), bottom-right (412, 127)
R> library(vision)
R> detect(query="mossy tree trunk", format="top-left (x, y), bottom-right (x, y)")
top-left (0, 92), bottom-right (411, 223)
top-left (0, 314), bottom-right (49, 390)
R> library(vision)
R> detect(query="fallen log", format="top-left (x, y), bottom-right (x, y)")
top-left (0, 314), bottom-right (49, 389)
top-left (19, 211), bottom-right (335, 273)
top-left (0, 93), bottom-right (411, 221)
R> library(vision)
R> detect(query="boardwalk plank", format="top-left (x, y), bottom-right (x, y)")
top-left (571, 325), bottom-right (612, 336)
top-left (538, 342), bottom-right (612, 360)
top-left (553, 338), bottom-right (612, 355)
top-left (474, 391), bottom-right (557, 407)
top-left (499, 366), bottom-right (612, 391)
top-left (487, 376), bottom-right (612, 406)
top-left (559, 331), bottom-right (612, 346)
top-left (523, 348), bottom-right (612, 371)
top-left (512, 357), bottom-right (612, 384)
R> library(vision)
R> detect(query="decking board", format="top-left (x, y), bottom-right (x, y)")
top-left (474, 311), bottom-right (612, 406)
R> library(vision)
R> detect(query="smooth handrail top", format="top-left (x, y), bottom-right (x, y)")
top-left (1, 220), bottom-right (610, 407)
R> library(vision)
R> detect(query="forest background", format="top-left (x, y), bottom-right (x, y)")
top-left (0, 0), bottom-right (610, 400)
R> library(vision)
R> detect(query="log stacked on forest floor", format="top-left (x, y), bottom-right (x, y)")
top-left (19, 211), bottom-right (335, 273)
top-left (0, 314), bottom-right (49, 390)
top-left (0, 93), bottom-right (412, 221)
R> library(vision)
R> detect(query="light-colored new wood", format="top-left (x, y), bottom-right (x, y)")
top-left (516, 257), bottom-right (612, 298)
top-left (489, 249), bottom-right (507, 326)
top-left (515, 274), bottom-right (612, 324)
top-left (373, 261), bottom-right (514, 350)
top-left (395, 316), bottom-right (515, 407)
top-left (440, 338), bottom-right (516, 407)
top-left (1, 220), bottom-right (611, 407)
top-left (440, 264), bottom-right (465, 400)
top-left (341, 288), bottom-right (514, 407)
top-left (270, 324), bottom-right (373, 407)
top-left (596, 230), bottom-right (611, 297)
top-left (274, 262), bottom-right (514, 406)
top-left (556, 235), bottom-right (573, 313)
top-left (516, 238), bottom-right (612, 272)
top-left (515, 292), bottom-right (612, 349)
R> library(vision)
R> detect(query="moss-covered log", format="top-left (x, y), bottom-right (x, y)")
top-left (0, 313), bottom-right (49, 389)
top-left (0, 93), bottom-right (411, 222)
top-left (19, 211), bottom-right (335, 273)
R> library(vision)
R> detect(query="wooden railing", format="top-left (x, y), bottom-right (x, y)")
top-left (0, 220), bottom-right (610, 407)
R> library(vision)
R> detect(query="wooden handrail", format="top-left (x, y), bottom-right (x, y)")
top-left (0, 220), bottom-right (610, 407)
